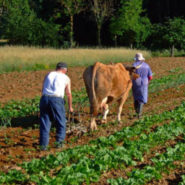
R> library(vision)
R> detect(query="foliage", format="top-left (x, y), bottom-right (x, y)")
top-left (90, 0), bottom-right (113, 46)
top-left (108, 143), bottom-right (185, 185)
top-left (163, 17), bottom-right (185, 50)
top-left (147, 17), bottom-right (185, 52)
top-left (0, 101), bottom-right (184, 184)
top-left (147, 23), bottom-right (166, 50)
top-left (179, 175), bottom-right (185, 185)
top-left (2, 0), bottom-right (36, 45)
top-left (152, 49), bottom-right (185, 57)
top-left (1, 0), bottom-right (60, 47)
top-left (110, 0), bottom-right (151, 48)
top-left (0, 97), bottom-right (40, 127)
top-left (60, 0), bottom-right (86, 47)
top-left (0, 89), bottom-right (88, 127)
top-left (149, 73), bottom-right (185, 92)
top-left (0, 0), bottom-right (184, 48)
top-left (60, 0), bottom-right (85, 17)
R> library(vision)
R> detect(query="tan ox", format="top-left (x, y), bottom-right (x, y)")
top-left (83, 62), bottom-right (138, 130)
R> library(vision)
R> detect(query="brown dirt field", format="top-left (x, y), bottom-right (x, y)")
top-left (0, 57), bottom-right (184, 104)
top-left (0, 57), bottom-right (185, 184)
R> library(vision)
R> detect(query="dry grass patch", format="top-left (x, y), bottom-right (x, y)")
top-left (0, 46), bottom-right (151, 73)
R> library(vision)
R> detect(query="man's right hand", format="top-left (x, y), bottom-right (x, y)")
top-left (69, 107), bottom-right (74, 113)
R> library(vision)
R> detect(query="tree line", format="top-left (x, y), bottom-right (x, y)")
top-left (0, 0), bottom-right (185, 53)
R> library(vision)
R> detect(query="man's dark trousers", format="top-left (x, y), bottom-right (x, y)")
top-left (39, 95), bottom-right (66, 148)
top-left (134, 100), bottom-right (143, 118)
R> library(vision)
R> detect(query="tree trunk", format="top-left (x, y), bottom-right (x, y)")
top-left (97, 23), bottom-right (101, 47)
top-left (70, 15), bottom-right (74, 48)
top-left (114, 35), bottom-right (117, 47)
top-left (170, 45), bottom-right (175, 57)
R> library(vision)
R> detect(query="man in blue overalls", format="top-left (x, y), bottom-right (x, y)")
top-left (39, 62), bottom-right (73, 150)
top-left (132, 53), bottom-right (152, 118)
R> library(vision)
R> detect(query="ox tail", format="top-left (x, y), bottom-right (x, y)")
top-left (91, 62), bottom-right (100, 116)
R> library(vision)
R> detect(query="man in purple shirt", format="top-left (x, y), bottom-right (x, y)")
top-left (132, 53), bottom-right (152, 118)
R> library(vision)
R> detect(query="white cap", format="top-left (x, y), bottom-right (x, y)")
top-left (134, 53), bottom-right (145, 61)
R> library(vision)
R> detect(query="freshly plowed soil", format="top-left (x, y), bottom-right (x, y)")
top-left (0, 57), bottom-right (185, 184)
top-left (0, 57), bottom-right (184, 104)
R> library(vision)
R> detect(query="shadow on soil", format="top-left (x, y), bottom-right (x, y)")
top-left (10, 114), bottom-right (81, 129)
top-left (167, 172), bottom-right (185, 185)
top-left (11, 116), bottom-right (40, 128)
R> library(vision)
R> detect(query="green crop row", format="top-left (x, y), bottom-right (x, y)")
top-left (0, 102), bottom-right (184, 184)
top-left (108, 142), bottom-right (185, 185)
top-left (90, 105), bottom-right (178, 147)
top-left (179, 175), bottom-right (185, 185)
top-left (19, 101), bottom-right (185, 175)
top-left (0, 89), bottom-right (88, 127)
top-left (149, 72), bottom-right (185, 93)
top-left (0, 96), bottom-right (40, 127)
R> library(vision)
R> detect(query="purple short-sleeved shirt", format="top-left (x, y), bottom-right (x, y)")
top-left (132, 60), bottom-right (152, 103)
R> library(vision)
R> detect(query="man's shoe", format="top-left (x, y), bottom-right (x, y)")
top-left (133, 114), bottom-right (138, 118)
top-left (138, 114), bottom-right (142, 119)
top-left (40, 145), bottom-right (47, 151)
top-left (55, 141), bottom-right (65, 149)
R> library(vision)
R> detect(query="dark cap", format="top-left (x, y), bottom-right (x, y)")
top-left (56, 62), bottom-right (68, 70)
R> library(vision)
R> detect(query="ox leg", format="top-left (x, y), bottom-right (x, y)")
top-left (101, 97), bottom-right (109, 123)
top-left (89, 104), bottom-right (98, 131)
top-left (90, 117), bottom-right (97, 131)
top-left (117, 100), bottom-right (124, 122)
top-left (102, 104), bottom-right (109, 123)
top-left (117, 82), bottom-right (132, 122)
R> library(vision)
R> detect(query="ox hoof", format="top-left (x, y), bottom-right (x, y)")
top-left (89, 125), bottom-right (98, 131)
top-left (117, 120), bottom-right (121, 124)
top-left (90, 127), bottom-right (97, 131)
top-left (101, 119), bottom-right (107, 124)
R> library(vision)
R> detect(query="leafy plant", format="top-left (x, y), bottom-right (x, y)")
top-left (1, 102), bottom-right (184, 184)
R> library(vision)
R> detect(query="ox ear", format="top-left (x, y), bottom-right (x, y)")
top-left (125, 66), bottom-right (136, 73)
top-left (125, 66), bottom-right (140, 80)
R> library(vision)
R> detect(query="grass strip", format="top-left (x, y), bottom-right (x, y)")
top-left (0, 46), bottom-right (151, 73)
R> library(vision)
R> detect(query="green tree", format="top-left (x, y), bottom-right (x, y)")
top-left (90, 0), bottom-right (113, 47)
top-left (0, 0), bottom-right (8, 16)
top-left (163, 17), bottom-right (185, 56)
top-left (0, 0), bottom-right (8, 37)
top-left (2, 0), bottom-right (60, 47)
top-left (2, 0), bottom-right (36, 45)
top-left (31, 19), bottom-right (61, 47)
top-left (149, 18), bottom-right (185, 56)
top-left (146, 23), bottom-right (166, 50)
top-left (110, 0), bottom-right (151, 48)
top-left (60, 0), bottom-right (86, 47)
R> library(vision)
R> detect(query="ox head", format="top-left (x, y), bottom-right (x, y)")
top-left (125, 66), bottom-right (140, 80)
